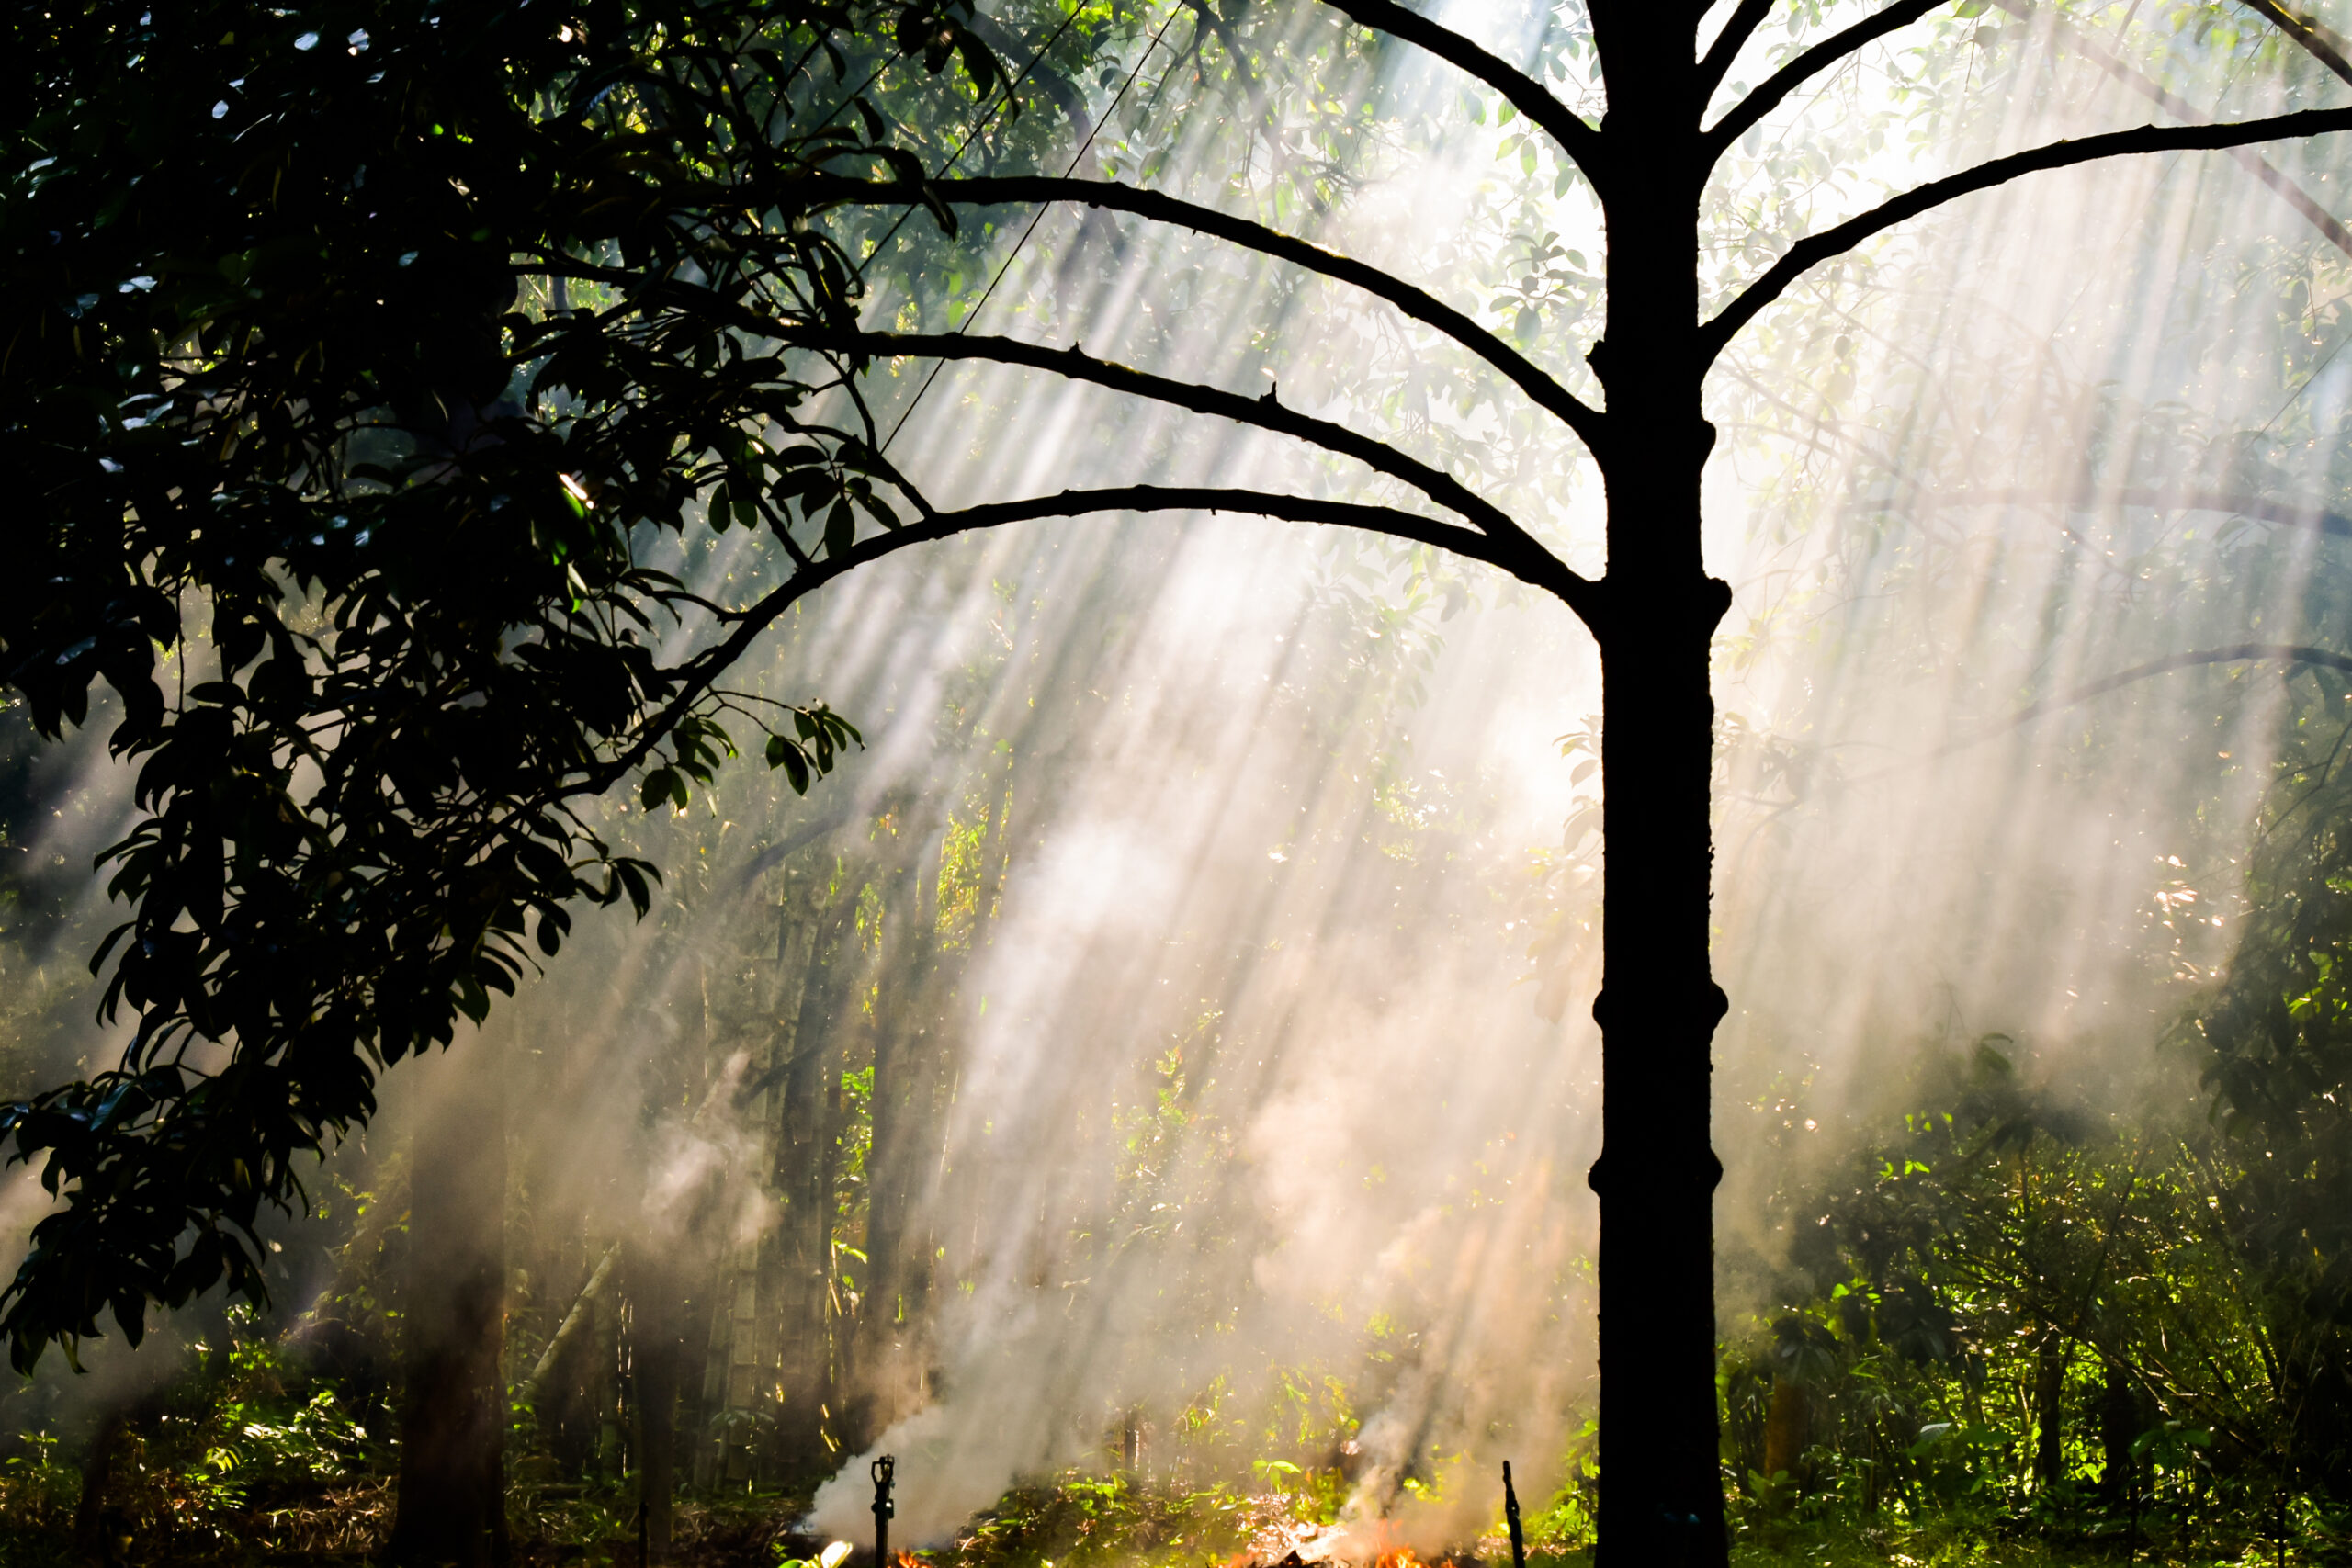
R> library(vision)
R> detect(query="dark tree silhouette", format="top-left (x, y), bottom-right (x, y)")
top-left (740, 11), bottom-right (2352, 1560)
top-left (11, 0), bottom-right (2352, 1563)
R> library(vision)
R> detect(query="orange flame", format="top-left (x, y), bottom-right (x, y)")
top-left (1364, 1520), bottom-right (1424, 1568)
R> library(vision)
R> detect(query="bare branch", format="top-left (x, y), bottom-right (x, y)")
top-left (1700, 105), bottom-right (2352, 367)
top-left (792, 173), bottom-right (1607, 452)
top-left (1703, 0), bottom-right (1947, 160)
top-left (914, 486), bottom-right (1578, 594)
top-left (777, 324), bottom-right (1559, 559)
top-left (580, 483), bottom-right (1599, 795)
top-left (1311, 0), bottom-right (1609, 190)
top-left (2239, 0), bottom-right (2352, 87)
top-left (1699, 0), bottom-right (1780, 103)
top-left (1926, 487), bottom-right (2352, 537)
top-left (1999, 644), bottom-right (2352, 732)
top-left (1833, 643), bottom-right (2352, 788)
top-left (1996, 0), bottom-right (2352, 256)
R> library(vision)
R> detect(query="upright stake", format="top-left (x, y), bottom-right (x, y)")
top-left (1502, 1461), bottom-right (1528, 1568)
top-left (873, 1453), bottom-right (898, 1567)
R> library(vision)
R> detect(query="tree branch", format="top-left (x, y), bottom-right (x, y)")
top-left (1994, 0), bottom-right (2352, 257)
top-left (1820, 645), bottom-right (2352, 794)
top-left (1998, 643), bottom-right (2352, 733)
top-left (1925, 486), bottom-right (2352, 537)
top-left (582, 483), bottom-right (1598, 795)
top-left (777, 324), bottom-right (1558, 558)
top-left (2239, 0), bottom-right (2352, 88)
top-left (1703, 0), bottom-right (1947, 159)
top-left (1698, 0), bottom-right (1781, 104)
top-left (1311, 0), bottom-right (1609, 191)
top-left (791, 173), bottom-right (1608, 452)
top-left (1700, 105), bottom-right (2352, 366)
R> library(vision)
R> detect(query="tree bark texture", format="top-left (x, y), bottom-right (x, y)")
top-left (388, 1051), bottom-right (512, 1568)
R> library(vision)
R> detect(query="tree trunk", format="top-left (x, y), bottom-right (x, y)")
top-left (1762, 1378), bottom-right (1809, 1491)
top-left (73, 1406), bottom-right (138, 1568)
top-left (1590, 598), bottom-right (1730, 1568)
top-left (1589, 58), bottom-right (1734, 1554)
top-left (2099, 1355), bottom-right (2138, 1503)
top-left (854, 863), bottom-right (944, 1445)
top-left (774, 891), bottom-right (845, 1473)
top-left (629, 1239), bottom-right (682, 1562)
top-left (2034, 1334), bottom-right (2067, 1489)
top-left (595, 1273), bottom-right (625, 1482)
top-left (388, 1049), bottom-right (511, 1568)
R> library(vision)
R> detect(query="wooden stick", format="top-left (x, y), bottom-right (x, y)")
top-left (1503, 1461), bottom-right (1527, 1568)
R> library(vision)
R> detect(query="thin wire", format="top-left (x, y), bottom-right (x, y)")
top-left (748, 21), bottom-right (1076, 332)
top-left (882, 1), bottom-right (1189, 452)
top-left (853, 1), bottom-right (1096, 288)
top-left (2257, 324), bottom-right (2352, 440)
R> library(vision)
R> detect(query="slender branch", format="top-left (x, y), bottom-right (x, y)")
top-left (1995, 0), bottom-right (2352, 256)
top-left (776, 324), bottom-right (1560, 560)
top-left (1820, 644), bottom-right (2352, 796)
top-left (1175, 0), bottom-right (1276, 132)
top-left (1923, 486), bottom-right (2352, 537)
top-left (909, 486), bottom-right (1575, 591)
top-left (1699, 0), bottom-right (1782, 104)
top-left (1310, 0), bottom-right (1609, 191)
top-left (790, 173), bottom-right (1607, 452)
top-left (736, 808), bottom-right (859, 886)
top-left (579, 483), bottom-right (1597, 796)
top-left (2239, 0), bottom-right (2352, 87)
top-left (1700, 105), bottom-right (2352, 366)
top-left (519, 1243), bottom-right (622, 1410)
top-left (1704, 0), bottom-right (1947, 159)
top-left (1995, 643), bottom-right (2352, 733)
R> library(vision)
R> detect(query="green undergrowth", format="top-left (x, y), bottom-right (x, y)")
top-left (923, 1472), bottom-right (1276, 1568)
top-left (1724, 1515), bottom-right (2337, 1568)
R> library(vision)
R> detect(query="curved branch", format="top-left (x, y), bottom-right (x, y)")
top-left (1700, 106), bottom-right (2352, 367)
top-left (1925, 487), bottom-right (2352, 537)
top-left (1833, 644), bottom-right (2352, 790)
top-left (777, 324), bottom-right (1566, 565)
top-left (582, 483), bottom-right (1597, 795)
top-left (1999, 643), bottom-right (2352, 732)
top-left (1700, 0), bottom-right (1781, 103)
top-left (2239, 0), bottom-right (2352, 87)
top-left (736, 808), bottom-right (859, 886)
top-left (1310, 0), bottom-right (1608, 191)
top-left (1992, 0), bottom-right (2352, 257)
top-left (1704, 0), bottom-right (1947, 160)
top-left (791, 173), bottom-right (1606, 452)
top-left (915, 485), bottom-right (1566, 583)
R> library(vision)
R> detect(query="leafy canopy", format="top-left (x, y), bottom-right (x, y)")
top-left (0, 0), bottom-right (1028, 1369)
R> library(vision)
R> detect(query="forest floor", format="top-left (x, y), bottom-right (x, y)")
top-left (1717, 1517), bottom-right (2311, 1568)
top-left (0, 1476), bottom-right (2324, 1567)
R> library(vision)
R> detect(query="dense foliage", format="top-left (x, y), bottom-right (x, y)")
top-left (0, 0), bottom-right (1039, 1366)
